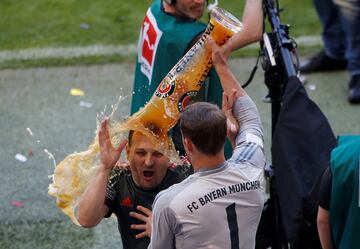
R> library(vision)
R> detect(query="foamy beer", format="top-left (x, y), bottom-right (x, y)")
top-left (125, 7), bottom-right (243, 137)
top-left (48, 7), bottom-right (243, 226)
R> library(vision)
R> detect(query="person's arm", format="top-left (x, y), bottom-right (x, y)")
top-left (222, 90), bottom-right (239, 148)
top-left (76, 119), bottom-right (127, 227)
top-left (221, 0), bottom-right (263, 59)
top-left (317, 207), bottom-right (333, 249)
top-left (76, 167), bottom-right (111, 227)
top-left (209, 37), bottom-right (263, 148)
top-left (148, 196), bottom-right (176, 249)
top-left (317, 166), bottom-right (333, 249)
top-left (208, 37), bottom-right (246, 98)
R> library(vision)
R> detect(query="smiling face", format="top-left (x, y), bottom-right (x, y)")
top-left (126, 131), bottom-right (170, 190)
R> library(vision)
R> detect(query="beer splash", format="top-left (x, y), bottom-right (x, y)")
top-left (26, 127), bottom-right (57, 172)
top-left (48, 7), bottom-right (243, 225)
top-left (48, 94), bottom-right (130, 226)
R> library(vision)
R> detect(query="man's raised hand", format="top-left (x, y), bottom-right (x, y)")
top-left (98, 119), bottom-right (127, 170)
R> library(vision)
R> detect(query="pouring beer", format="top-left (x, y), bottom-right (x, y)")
top-left (120, 6), bottom-right (243, 161)
top-left (48, 6), bottom-right (243, 225)
top-left (125, 6), bottom-right (243, 136)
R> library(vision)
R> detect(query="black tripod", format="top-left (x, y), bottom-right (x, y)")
top-left (255, 0), bottom-right (298, 248)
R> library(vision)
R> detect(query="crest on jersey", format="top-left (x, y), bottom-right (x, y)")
top-left (138, 9), bottom-right (163, 84)
top-left (178, 91), bottom-right (198, 112)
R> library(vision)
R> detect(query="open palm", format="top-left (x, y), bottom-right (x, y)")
top-left (98, 119), bottom-right (127, 170)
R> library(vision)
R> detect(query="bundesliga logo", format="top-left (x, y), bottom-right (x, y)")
top-left (139, 9), bottom-right (163, 82)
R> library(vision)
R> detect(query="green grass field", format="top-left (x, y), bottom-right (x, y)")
top-left (0, 0), bottom-right (319, 50)
top-left (0, 0), bottom-right (321, 68)
top-left (0, 0), bottom-right (150, 49)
